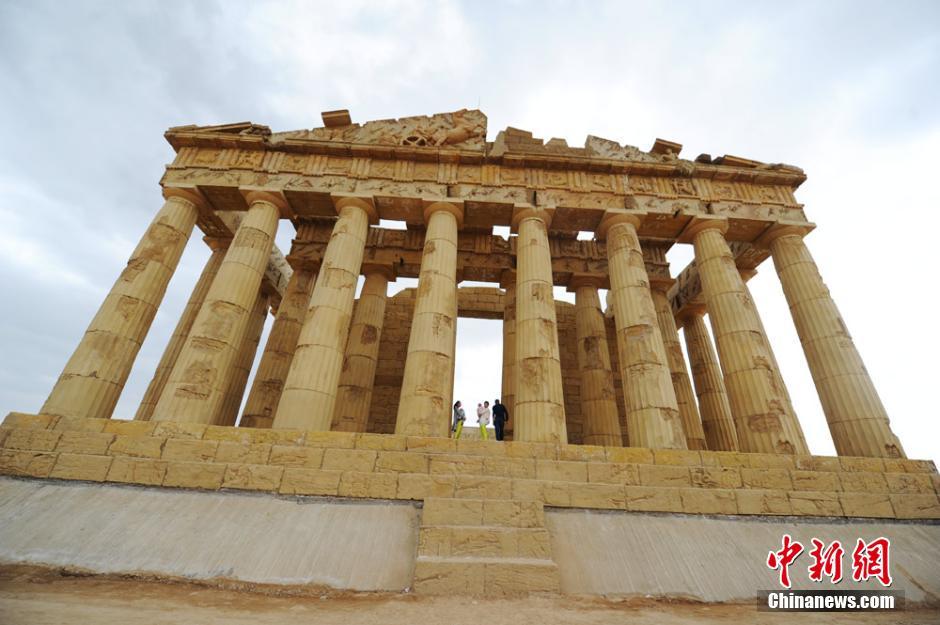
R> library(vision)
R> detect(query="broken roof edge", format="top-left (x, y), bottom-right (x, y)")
top-left (164, 108), bottom-right (806, 187)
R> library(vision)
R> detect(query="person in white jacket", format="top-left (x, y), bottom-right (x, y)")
top-left (477, 401), bottom-right (491, 440)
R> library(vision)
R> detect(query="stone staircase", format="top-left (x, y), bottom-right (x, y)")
top-left (413, 497), bottom-right (560, 596)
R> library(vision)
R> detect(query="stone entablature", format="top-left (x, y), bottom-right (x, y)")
top-left (2, 413), bottom-right (938, 521)
top-left (162, 109), bottom-right (808, 246)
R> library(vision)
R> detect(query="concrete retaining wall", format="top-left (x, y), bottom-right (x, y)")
top-left (0, 477), bottom-right (418, 591)
top-left (547, 508), bottom-right (940, 603)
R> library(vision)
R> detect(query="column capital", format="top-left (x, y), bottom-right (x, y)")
top-left (333, 194), bottom-right (379, 224)
top-left (677, 216), bottom-right (728, 243)
top-left (361, 262), bottom-right (397, 282)
top-left (649, 277), bottom-right (677, 294)
top-left (739, 268), bottom-right (758, 282)
top-left (422, 200), bottom-right (464, 227)
top-left (676, 303), bottom-right (707, 325)
top-left (241, 189), bottom-right (290, 215)
top-left (285, 254), bottom-right (321, 273)
top-left (511, 205), bottom-right (554, 231)
top-left (596, 210), bottom-right (643, 240)
top-left (754, 221), bottom-right (816, 248)
top-left (163, 186), bottom-right (210, 211)
top-left (499, 269), bottom-right (516, 290)
top-left (202, 235), bottom-right (232, 252)
top-left (566, 273), bottom-right (606, 293)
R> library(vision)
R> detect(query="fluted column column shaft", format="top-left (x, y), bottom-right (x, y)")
top-left (215, 288), bottom-right (270, 426)
top-left (395, 203), bottom-right (461, 437)
top-left (333, 269), bottom-right (392, 432)
top-left (500, 277), bottom-right (516, 440)
top-left (274, 198), bottom-right (372, 430)
top-left (769, 232), bottom-right (904, 458)
top-left (152, 192), bottom-right (280, 424)
top-left (602, 215), bottom-right (686, 449)
top-left (135, 244), bottom-right (226, 421)
top-left (651, 287), bottom-right (706, 449)
top-left (573, 284), bottom-right (623, 446)
top-left (690, 222), bottom-right (808, 454)
top-left (41, 190), bottom-right (200, 420)
top-left (681, 312), bottom-right (739, 451)
top-left (240, 266), bottom-right (317, 429)
top-left (513, 210), bottom-right (567, 444)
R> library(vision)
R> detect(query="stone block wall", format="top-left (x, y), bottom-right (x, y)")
top-left (2, 412), bottom-right (939, 520)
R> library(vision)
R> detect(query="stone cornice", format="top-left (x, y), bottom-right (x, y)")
top-left (165, 127), bottom-right (807, 188)
top-left (165, 109), bottom-right (807, 189)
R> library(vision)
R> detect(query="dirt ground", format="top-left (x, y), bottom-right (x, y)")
top-left (1, 567), bottom-right (937, 625)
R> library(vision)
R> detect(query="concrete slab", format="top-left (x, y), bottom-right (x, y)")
top-left (547, 508), bottom-right (940, 604)
top-left (0, 477), bottom-right (418, 591)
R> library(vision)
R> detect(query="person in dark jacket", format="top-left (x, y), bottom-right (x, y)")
top-left (492, 399), bottom-right (509, 441)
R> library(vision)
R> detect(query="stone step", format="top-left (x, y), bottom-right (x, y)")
top-left (422, 497), bottom-right (544, 528)
top-left (418, 525), bottom-right (552, 559)
top-left (413, 556), bottom-right (560, 596)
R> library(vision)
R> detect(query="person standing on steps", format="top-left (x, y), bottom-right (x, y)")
top-left (477, 400), bottom-right (491, 440)
top-left (492, 398), bottom-right (509, 441)
top-left (452, 401), bottom-right (466, 439)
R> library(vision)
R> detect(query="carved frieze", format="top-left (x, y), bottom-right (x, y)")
top-left (269, 109), bottom-right (487, 150)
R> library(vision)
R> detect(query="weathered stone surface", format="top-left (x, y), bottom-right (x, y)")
top-left (338, 471), bottom-right (398, 498)
top-left (279, 468), bottom-right (342, 496)
top-left (321, 448), bottom-right (376, 472)
top-left (106, 456), bottom-right (168, 486)
top-left (162, 461), bottom-right (226, 489)
top-left (268, 445), bottom-right (323, 468)
top-left (0, 450), bottom-right (57, 478)
top-left (397, 473), bottom-right (455, 500)
top-left (625, 485), bottom-right (683, 512)
top-left (108, 435), bottom-right (165, 459)
top-left (679, 488), bottom-right (737, 514)
top-left (222, 463), bottom-right (283, 491)
top-left (50, 453), bottom-right (112, 482)
top-left (162, 438), bottom-right (218, 462)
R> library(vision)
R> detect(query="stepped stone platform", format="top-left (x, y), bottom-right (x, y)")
top-left (2, 412), bottom-right (939, 601)
top-left (2, 413), bottom-right (938, 520)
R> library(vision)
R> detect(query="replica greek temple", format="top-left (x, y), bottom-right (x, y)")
top-left (36, 108), bottom-right (904, 459)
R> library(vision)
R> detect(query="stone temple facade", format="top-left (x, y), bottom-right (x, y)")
top-left (1, 110), bottom-right (938, 600)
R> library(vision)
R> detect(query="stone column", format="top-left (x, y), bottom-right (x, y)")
top-left (240, 263), bottom-right (318, 429)
top-left (500, 270), bottom-right (516, 440)
top-left (274, 196), bottom-right (376, 430)
top-left (569, 275), bottom-right (623, 447)
top-left (598, 212), bottom-right (686, 449)
top-left (214, 287), bottom-right (271, 426)
top-left (679, 308), bottom-right (739, 451)
top-left (41, 188), bottom-right (202, 420)
top-left (762, 226), bottom-right (905, 458)
top-left (512, 207), bottom-right (567, 444)
top-left (135, 241), bottom-right (226, 421)
top-left (681, 218), bottom-right (808, 454)
top-left (152, 191), bottom-right (282, 424)
top-left (741, 275), bottom-right (802, 437)
top-left (395, 202), bottom-right (463, 437)
top-left (332, 264), bottom-right (394, 433)
top-left (650, 284), bottom-right (707, 450)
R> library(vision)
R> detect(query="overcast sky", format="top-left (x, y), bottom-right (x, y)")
top-left (1, 0), bottom-right (937, 463)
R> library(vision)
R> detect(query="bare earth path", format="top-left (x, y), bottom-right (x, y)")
top-left (1, 568), bottom-right (938, 625)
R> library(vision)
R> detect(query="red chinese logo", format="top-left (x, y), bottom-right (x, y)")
top-left (767, 534), bottom-right (804, 588)
top-left (767, 535), bottom-right (893, 588)
top-left (851, 537), bottom-right (892, 587)
top-left (808, 538), bottom-right (844, 583)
